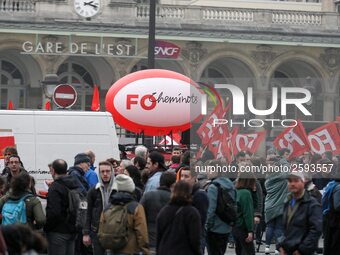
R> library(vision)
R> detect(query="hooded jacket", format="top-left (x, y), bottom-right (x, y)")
top-left (83, 175), bottom-right (115, 235)
top-left (44, 175), bottom-right (80, 233)
top-left (264, 172), bottom-right (289, 223)
top-left (206, 177), bottom-right (235, 234)
top-left (68, 166), bottom-right (89, 196)
top-left (109, 192), bottom-right (149, 255)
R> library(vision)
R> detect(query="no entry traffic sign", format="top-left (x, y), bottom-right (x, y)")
top-left (53, 84), bottom-right (77, 108)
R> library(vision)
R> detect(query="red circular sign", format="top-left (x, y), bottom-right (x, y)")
top-left (53, 84), bottom-right (77, 108)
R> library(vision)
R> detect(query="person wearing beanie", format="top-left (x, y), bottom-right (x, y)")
top-left (144, 151), bottom-right (167, 193)
top-left (109, 174), bottom-right (149, 255)
top-left (68, 153), bottom-right (90, 196)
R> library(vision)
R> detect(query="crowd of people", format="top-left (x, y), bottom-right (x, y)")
top-left (0, 144), bottom-right (339, 255)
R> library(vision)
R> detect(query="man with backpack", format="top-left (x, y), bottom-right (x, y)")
top-left (44, 159), bottom-right (81, 255)
top-left (206, 161), bottom-right (236, 255)
top-left (98, 174), bottom-right (149, 255)
top-left (82, 161), bottom-right (116, 255)
top-left (323, 176), bottom-right (340, 255)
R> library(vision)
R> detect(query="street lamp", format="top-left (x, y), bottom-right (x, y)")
top-left (148, 0), bottom-right (156, 69)
top-left (41, 74), bottom-right (60, 99)
top-left (41, 74), bottom-right (59, 110)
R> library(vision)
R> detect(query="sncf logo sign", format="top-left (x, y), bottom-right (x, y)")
top-left (155, 40), bottom-right (181, 59)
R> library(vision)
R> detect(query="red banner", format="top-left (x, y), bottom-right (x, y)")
top-left (208, 126), bottom-right (232, 162)
top-left (197, 103), bottom-right (229, 145)
top-left (308, 122), bottom-right (340, 155)
top-left (273, 120), bottom-right (310, 160)
top-left (0, 130), bottom-right (15, 159)
top-left (232, 130), bottom-right (266, 155)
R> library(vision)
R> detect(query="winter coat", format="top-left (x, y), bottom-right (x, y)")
top-left (305, 181), bottom-right (322, 204)
top-left (192, 182), bottom-right (209, 230)
top-left (110, 192), bottom-right (149, 255)
top-left (156, 202), bottom-right (202, 255)
top-left (144, 171), bottom-right (163, 193)
top-left (84, 166), bottom-right (99, 188)
top-left (264, 172), bottom-right (288, 223)
top-left (254, 180), bottom-right (263, 218)
top-left (83, 179), bottom-right (115, 235)
top-left (323, 182), bottom-right (340, 255)
top-left (206, 177), bottom-right (235, 234)
top-left (140, 186), bottom-right (171, 247)
top-left (68, 166), bottom-right (89, 196)
top-left (44, 175), bottom-right (80, 234)
top-left (277, 191), bottom-right (322, 255)
top-left (0, 191), bottom-right (45, 229)
top-left (235, 188), bottom-right (254, 232)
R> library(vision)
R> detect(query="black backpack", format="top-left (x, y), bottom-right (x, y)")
top-left (60, 185), bottom-right (87, 231)
top-left (212, 182), bottom-right (237, 225)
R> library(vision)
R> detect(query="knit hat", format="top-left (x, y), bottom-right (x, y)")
top-left (113, 174), bottom-right (135, 193)
top-left (287, 171), bottom-right (305, 182)
top-left (74, 153), bottom-right (91, 165)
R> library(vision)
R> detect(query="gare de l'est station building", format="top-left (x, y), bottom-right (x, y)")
top-left (1, 0), bottom-right (340, 145)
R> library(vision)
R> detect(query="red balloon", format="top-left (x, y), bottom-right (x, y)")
top-left (105, 69), bottom-right (204, 136)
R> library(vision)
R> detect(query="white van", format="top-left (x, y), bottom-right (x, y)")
top-left (0, 110), bottom-right (120, 191)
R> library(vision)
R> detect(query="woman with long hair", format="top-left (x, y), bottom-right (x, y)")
top-left (232, 172), bottom-right (257, 255)
top-left (156, 181), bottom-right (202, 255)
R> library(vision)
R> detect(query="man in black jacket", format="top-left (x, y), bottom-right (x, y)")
top-left (45, 159), bottom-right (80, 255)
top-left (277, 172), bottom-right (322, 255)
top-left (140, 171), bottom-right (176, 254)
top-left (82, 161), bottom-right (115, 255)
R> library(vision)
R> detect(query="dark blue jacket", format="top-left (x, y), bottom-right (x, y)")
top-left (278, 191), bottom-right (322, 255)
top-left (68, 166), bottom-right (89, 196)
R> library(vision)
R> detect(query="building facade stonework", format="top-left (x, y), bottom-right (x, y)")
top-left (0, 0), bottom-right (339, 141)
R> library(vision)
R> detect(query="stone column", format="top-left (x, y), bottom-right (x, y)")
top-left (323, 93), bottom-right (336, 121)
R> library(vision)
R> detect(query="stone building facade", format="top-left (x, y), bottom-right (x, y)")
top-left (1, 0), bottom-right (340, 142)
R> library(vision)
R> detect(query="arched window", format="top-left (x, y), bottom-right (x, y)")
top-left (0, 59), bottom-right (25, 109)
top-left (57, 62), bottom-right (94, 110)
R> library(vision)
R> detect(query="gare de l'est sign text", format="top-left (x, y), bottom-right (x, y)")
top-left (21, 40), bottom-right (181, 59)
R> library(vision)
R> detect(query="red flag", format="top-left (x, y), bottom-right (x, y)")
top-left (273, 120), bottom-right (310, 160)
top-left (91, 85), bottom-right (100, 111)
top-left (337, 116), bottom-right (340, 133)
top-left (232, 130), bottom-right (266, 155)
top-left (208, 124), bottom-right (232, 161)
top-left (7, 100), bottom-right (14, 110)
top-left (0, 130), bottom-right (15, 159)
top-left (197, 104), bottom-right (224, 145)
top-left (197, 103), bottom-right (231, 146)
top-left (308, 122), bottom-right (340, 155)
top-left (44, 101), bottom-right (51, 111)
